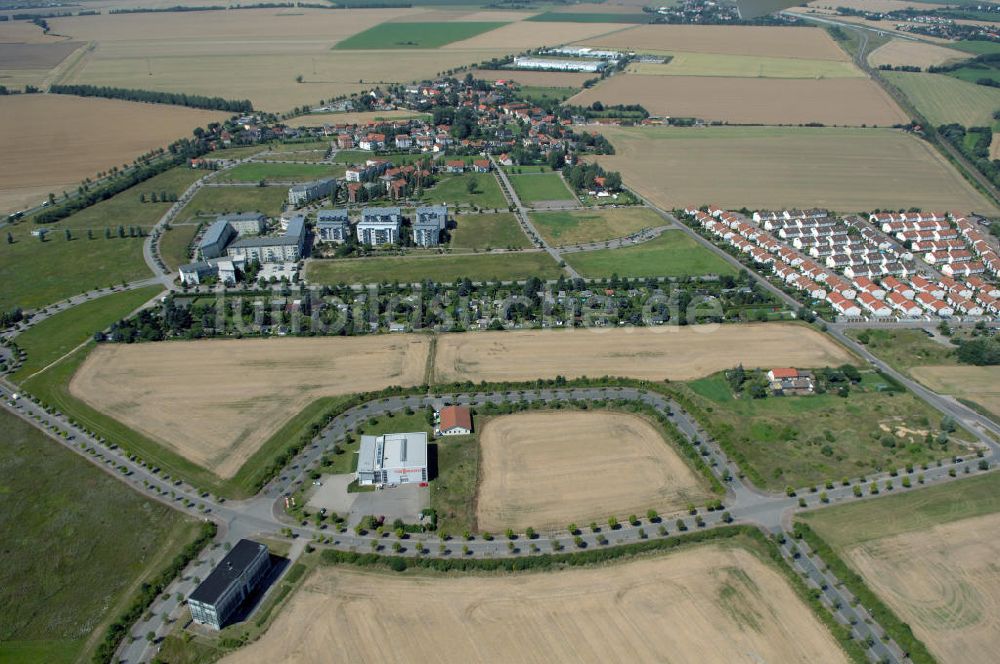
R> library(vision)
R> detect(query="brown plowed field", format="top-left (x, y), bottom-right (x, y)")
top-left (69, 337), bottom-right (430, 478)
top-left (433, 324), bottom-right (856, 384)
top-left (223, 546), bottom-right (849, 664)
top-left (567, 75), bottom-right (908, 126)
top-left (476, 411), bottom-right (710, 532)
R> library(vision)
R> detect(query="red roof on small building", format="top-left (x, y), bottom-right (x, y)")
top-left (440, 405), bottom-right (472, 433)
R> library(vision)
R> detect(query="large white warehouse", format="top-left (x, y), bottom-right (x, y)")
top-left (356, 432), bottom-right (428, 486)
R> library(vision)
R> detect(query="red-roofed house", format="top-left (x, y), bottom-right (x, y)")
top-left (438, 405), bottom-right (472, 436)
top-left (767, 368), bottom-right (799, 381)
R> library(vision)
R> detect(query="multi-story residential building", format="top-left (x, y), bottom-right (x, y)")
top-left (316, 209), bottom-right (351, 243)
top-left (288, 178), bottom-right (336, 207)
top-left (218, 212), bottom-right (266, 236)
top-left (226, 216), bottom-right (306, 263)
top-left (412, 205), bottom-right (447, 247)
top-left (198, 219), bottom-right (237, 259)
top-left (357, 207), bottom-right (402, 245)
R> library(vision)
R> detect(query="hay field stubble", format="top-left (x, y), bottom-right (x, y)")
top-left (68, 337), bottom-right (430, 478)
top-left (222, 546), bottom-right (849, 664)
top-left (580, 24), bottom-right (850, 60)
top-left (476, 411), bottom-right (711, 532)
top-left (0, 95), bottom-right (224, 215)
top-left (590, 126), bottom-right (997, 213)
top-left (433, 324), bottom-right (856, 384)
top-left (566, 75), bottom-right (908, 126)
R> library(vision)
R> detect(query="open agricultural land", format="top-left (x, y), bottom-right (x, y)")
top-left (590, 125), bottom-right (997, 213)
top-left (39, 8), bottom-right (625, 112)
top-left (565, 231), bottom-right (737, 278)
top-left (568, 75), bottom-right (907, 126)
top-left (629, 52), bottom-right (863, 79)
top-left (476, 411), bottom-right (711, 532)
top-left (867, 39), bottom-right (969, 69)
top-left (449, 212), bottom-right (530, 250)
top-left (288, 110), bottom-right (431, 127)
top-left (0, 95), bottom-right (223, 216)
top-left (67, 336), bottom-right (430, 479)
top-left (677, 370), bottom-right (971, 491)
top-left (882, 71), bottom-right (1000, 126)
top-left (433, 323), bottom-right (856, 384)
top-left (582, 24), bottom-right (851, 60)
top-left (222, 544), bottom-right (849, 664)
top-left (0, 166), bottom-right (202, 312)
top-left (800, 472), bottom-right (1000, 664)
top-left (530, 207), bottom-right (666, 245)
top-left (909, 366), bottom-right (1000, 424)
top-left (306, 251), bottom-right (562, 285)
top-left (0, 409), bottom-right (201, 664)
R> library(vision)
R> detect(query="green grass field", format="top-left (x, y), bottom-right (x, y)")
top-left (0, 167), bottom-right (200, 311)
top-left (952, 40), bottom-right (1000, 56)
top-left (800, 471), bottom-right (1000, 550)
top-left (10, 286), bottom-right (163, 383)
top-left (509, 173), bottom-right (574, 203)
top-left (332, 150), bottom-right (431, 165)
top-left (883, 71), bottom-right (1000, 126)
top-left (205, 145), bottom-right (267, 159)
top-left (420, 173), bottom-right (508, 209)
top-left (181, 185), bottom-right (288, 219)
top-left (846, 329), bottom-right (957, 374)
top-left (631, 52), bottom-right (862, 79)
top-left (307, 251), bottom-right (561, 284)
top-left (564, 230), bottom-right (736, 278)
top-left (517, 86), bottom-right (580, 103)
top-left (449, 213), bottom-right (530, 250)
top-left (531, 207), bottom-right (665, 245)
top-left (217, 163), bottom-right (344, 183)
top-left (334, 21), bottom-right (507, 49)
top-left (158, 222), bottom-right (201, 271)
top-left (681, 372), bottom-right (966, 491)
top-left (945, 64), bottom-right (1000, 86)
top-left (0, 409), bottom-right (200, 664)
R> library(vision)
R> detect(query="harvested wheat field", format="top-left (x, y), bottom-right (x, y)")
top-left (992, 134), bottom-right (1000, 160)
top-left (433, 324), bottom-right (855, 384)
top-left (846, 512), bottom-right (1000, 664)
top-left (0, 95), bottom-right (224, 215)
top-left (581, 24), bottom-right (849, 61)
top-left (69, 337), bottom-right (430, 478)
top-left (444, 20), bottom-right (627, 49)
top-left (477, 411), bottom-right (710, 532)
top-left (591, 126), bottom-right (996, 213)
top-left (567, 75), bottom-right (907, 126)
top-left (868, 39), bottom-right (969, 70)
top-left (809, 0), bottom-right (944, 11)
top-left (223, 546), bottom-right (849, 664)
top-left (909, 365), bottom-right (1000, 421)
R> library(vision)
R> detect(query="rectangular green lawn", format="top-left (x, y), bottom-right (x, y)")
top-left (217, 163), bottom-right (344, 183)
top-left (509, 173), bottom-right (575, 203)
top-left (564, 230), bottom-right (736, 278)
top-left (531, 207), bottom-right (665, 245)
top-left (158, 222), bottom-right (200, 271)
top-left (334, 22), bottom-right (507, 49)
top-left (0, 409), bottom-right (201, 664)
top-left (181, 185), bottom-right (288, 219)
top-left (10, 285), bottom-right (164, 383)
top-left (307, 251), bottom-right (561, 284)
top-left (0, 167), bottom-right (200, 311)
top-left (420, 173), bottom-right (508, 209)
top-left (449, 213), bottom-right (530, 250)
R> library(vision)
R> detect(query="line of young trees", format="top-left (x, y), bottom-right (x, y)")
top-left (50, 84), bottom-right (253, 113)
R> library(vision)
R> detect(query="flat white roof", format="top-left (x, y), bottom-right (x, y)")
top-left (357, 432), bottom-right (428, 474)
